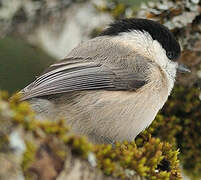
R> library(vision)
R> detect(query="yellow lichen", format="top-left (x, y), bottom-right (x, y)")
top-left (0, 92), bottom-right (183, 179)
top-left (94, 138), bottom-right (181, 179)
top-left (141, 85), bottom-right (201, 178)
top-left (21, 141), bottom-right (37, 172)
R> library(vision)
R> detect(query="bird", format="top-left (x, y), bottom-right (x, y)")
top-left (20, 18), bottom-right (190, 144)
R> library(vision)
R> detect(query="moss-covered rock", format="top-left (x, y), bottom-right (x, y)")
top-left (0, 92), bottom-right (182, 180)
top-left (95, 139), bottom-right (180, 179)
top-left (140, 85), bottom-right (201, 178)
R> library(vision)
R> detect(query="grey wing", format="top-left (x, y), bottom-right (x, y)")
top-left (21, 57), bottom-right (149, 100)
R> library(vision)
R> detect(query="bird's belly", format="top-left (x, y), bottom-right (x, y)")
top-left (67, 89), bottom-right (168, 143)
top-left (28, 89), bottom-right (168, 144)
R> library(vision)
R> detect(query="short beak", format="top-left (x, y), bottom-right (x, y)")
top-left (177, 63), bottom-right (191, 73)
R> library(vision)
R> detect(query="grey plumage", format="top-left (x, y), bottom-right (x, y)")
top-left (20, 18), bottom-right (183, 144)
top-left (21, 56), bottom-right (149, 100)
top-left (21, 37), bottom-right (152, 100)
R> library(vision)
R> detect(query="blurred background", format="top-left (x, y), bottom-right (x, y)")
top-left (0, 0), bottom-right (201, 179)
top-left (0, 0), bottom-right (200, 93)
top-left (0, 0), bottom-right (145, 93)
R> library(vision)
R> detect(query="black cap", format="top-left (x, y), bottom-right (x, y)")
top-left (100, 18), bottom-right (181, 61)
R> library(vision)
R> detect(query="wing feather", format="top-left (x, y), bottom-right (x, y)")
top-left (21, 58), bottom-right (149, 100)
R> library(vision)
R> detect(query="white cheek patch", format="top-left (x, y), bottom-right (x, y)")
top-left (151, 40), bottom-right (178, 94)
top-left (152, 40), bottom-right (167, 67)
top-left (164, 61), bottom-right (178, 93)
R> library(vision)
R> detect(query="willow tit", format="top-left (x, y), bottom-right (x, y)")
top-left (21, 18), bottom-right (190, 144)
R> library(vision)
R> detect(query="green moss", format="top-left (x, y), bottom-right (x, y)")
top-left (21, 141), bottom-right (37, 172)
top-left (65, 135), bottom-right (93, 158)
top-left (140, 85), bottom-right (201, 178)
top-left (94, 138), bottom-right (181, 179)
top-left (9, 93), bottom-right (70, 138)
top-left (0, 92), bottom-right (182, 179)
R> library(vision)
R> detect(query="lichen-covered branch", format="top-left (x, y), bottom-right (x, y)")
top-left (141, 85), bottom-right (201, 179)
top-left (0, 92), bottom-right (181, 180)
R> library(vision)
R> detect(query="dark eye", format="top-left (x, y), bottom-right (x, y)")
top-left (166, 51), bottom-right (175, 60)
